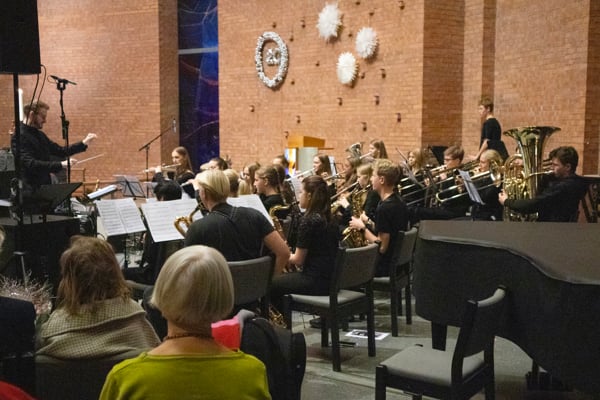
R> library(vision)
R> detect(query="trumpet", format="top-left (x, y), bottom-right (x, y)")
top-left (286, 168), bottom-right (313, 181)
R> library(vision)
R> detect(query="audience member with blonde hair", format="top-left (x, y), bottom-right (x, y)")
top-left (100, 246), bottom-right (270, 400)
top-left (36, 236), bottom-right (159, 359)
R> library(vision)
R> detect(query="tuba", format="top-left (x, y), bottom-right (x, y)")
top-left (341, 184), bottom-right (370, 248)
top-left (502, 126), bottom-right (560, 221)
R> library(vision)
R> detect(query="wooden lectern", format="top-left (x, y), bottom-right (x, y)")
top-left (286, 135), bottom-right (326, 173)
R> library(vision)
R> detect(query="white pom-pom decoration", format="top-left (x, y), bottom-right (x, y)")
top-left (337, 52), bottom-right (358, 85)
top-left (317, 3), bottom-right (342, 41)
top-left (355, 27), bottom-right (378, 59)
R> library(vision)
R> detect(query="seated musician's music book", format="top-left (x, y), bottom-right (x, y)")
top-left (458, 169), bottom-right (484, 205)
top-left (141, 198), bottom-right (200, 242)
top-left (94, 198), bottom-right (146, 237)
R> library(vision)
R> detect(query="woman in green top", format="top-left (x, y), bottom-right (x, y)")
top-left (100, 245), bottom-right (271, 400)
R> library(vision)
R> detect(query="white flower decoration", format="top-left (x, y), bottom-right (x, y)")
top-left (337, 52), bottom-right (358, 85)
top-left (355, 27), bottom-right (378, 59)
top-left (317, 3), bottom-right (342, 41)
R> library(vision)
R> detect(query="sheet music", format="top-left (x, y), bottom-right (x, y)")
top-left (94, 198), bottom-right (146, 236)
top-left (227, 194), bottom-right (274, 225)
top-left (458, 169), bottom-right (484, 205)
top-left (141, 198), bottom-right (200, 242)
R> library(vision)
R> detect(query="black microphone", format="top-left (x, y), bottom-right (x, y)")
top-left (50, 75), bottom-right (77, 85)
top-left (172, 117), bottom-right (177, 134)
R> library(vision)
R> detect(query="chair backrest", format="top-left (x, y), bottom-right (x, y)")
top-left (333, 243), bottom-right (380, 291)
top-left (392, 227), bottom-right (418, 269)
top-left (455, 286), bottom-right (507, 359)
top-left (35, 350), bottom-right (142, 400)
top-left (228, 255), bottom-right (274, 306)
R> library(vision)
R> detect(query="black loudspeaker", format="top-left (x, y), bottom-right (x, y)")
top-left (0, 0), bottom-right (41, 74)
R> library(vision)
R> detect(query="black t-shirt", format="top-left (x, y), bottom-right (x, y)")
top-left (374, 193), bottom-right (409, 276)
top-left (184, 202), bottom-right (274, 260)
top-left (295, 212), bottom-right (340, 280)
top-left (480, 117), bottom-right (501, 146)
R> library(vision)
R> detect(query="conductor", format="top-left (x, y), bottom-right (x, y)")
top-left (11, 100), bottom-right (97, 193)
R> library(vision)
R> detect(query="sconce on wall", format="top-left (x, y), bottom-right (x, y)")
top-left (374, 95), bottom-right (380, 105)
top-left (337, 97), bottom-right (343, 106)
top-left (361, 122), bottom-right (367, 131)
top-left (398, 0), bottom-right (405, 10)
top-left (284, 130), bottom-right (289, 138)
top-left (300, 18), bottom-right (306, 28)
top-left (296, 115), bottom-right (301, 123)
top-left (249, 105), bottom-right (255, 112)
top-left (380, 68), bottom-right (386, 78)
top-left (272, 22), bottom-right (277, 28)
top-left (360, 72), bottom-right (366, 79)
top-left (396, 113), bottom-right (402, 123)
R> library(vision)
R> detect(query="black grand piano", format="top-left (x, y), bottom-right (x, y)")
top-left (413, 220), bottom-right (600, 394)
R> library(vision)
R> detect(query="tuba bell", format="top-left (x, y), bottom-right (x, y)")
top-left (502, 126), bottom-right (560, 221)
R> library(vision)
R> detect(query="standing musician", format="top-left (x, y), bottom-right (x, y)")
top-left (12, 100), bottom-right (97, 194)
top-left (499, 146), bottom-right (587, 222)
top-left (349, 159), bottom-right (408, 276)
top-left (270, 175), bottom-right (340, 310)
top-left (254, 165), bottom-right (285, 213)
top-left (475, 97), bottom-right (503, 160)
top-left (151, 146), bottom-right (195, 198)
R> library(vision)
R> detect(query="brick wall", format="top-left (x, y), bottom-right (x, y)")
top-left (221, 0), bottom-right (599, 173)
top-left (1, 0), bottom-right (598, 182)
top-left (494, 0), bottom-right (591, 169)
top-left (0, 0), bottom-right (178, 183)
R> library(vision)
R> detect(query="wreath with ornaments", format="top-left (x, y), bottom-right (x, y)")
top-left (255, 31), bottom-right (289, 88)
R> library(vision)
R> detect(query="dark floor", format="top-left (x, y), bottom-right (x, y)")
top-left (295, 292), bottom-right (596, 400)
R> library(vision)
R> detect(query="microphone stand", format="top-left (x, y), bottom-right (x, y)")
top-left (55, 79), bottom-right (70, 183)
top-left (138, 126), bottom-right (174, 197)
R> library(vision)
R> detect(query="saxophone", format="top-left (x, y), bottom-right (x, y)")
top-left (502, 126), bottom-right (560, 221)
top-left (174, 201), bottom-right (206, 236)
top-left (269, 204), bottom-right (291, 241)
top-left (341, 184), bottom-right (370, 248)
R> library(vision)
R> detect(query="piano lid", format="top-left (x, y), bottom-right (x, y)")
top-left (418, 220), bottom-right (600, 285)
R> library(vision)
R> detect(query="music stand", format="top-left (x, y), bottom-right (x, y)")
top-left (458, 170), bottom-right (484, 220)
top-left (27, 182), bottom-right (82, 220)
top-left (114, 175), bottom-right (146, 198)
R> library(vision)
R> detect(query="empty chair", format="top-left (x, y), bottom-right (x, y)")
top-left (375, 286), bottom-right (507, 400)
top-left (35, 350), bottom-right (142, 400)
top-left (228, 255), bottom-right (275, 317)
top-left (372, 227), bottom-right (418, 336)
top-left (282, 243), bottom-right (380, 372)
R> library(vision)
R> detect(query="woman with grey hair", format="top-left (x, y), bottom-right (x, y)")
top-left (100, 245), bottom-right (270, 400)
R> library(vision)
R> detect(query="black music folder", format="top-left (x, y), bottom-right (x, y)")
top-left (29, 182), bottom-right (82, 215)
